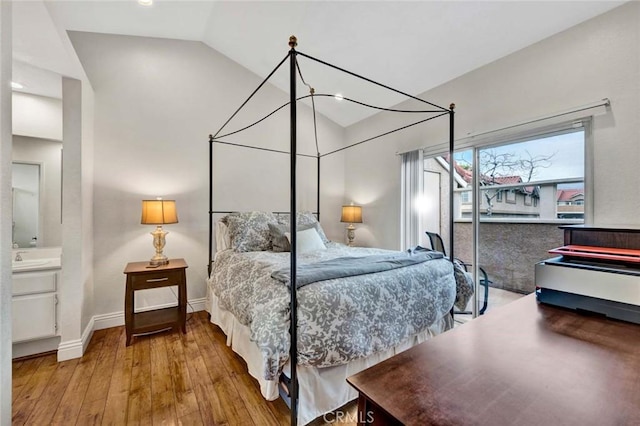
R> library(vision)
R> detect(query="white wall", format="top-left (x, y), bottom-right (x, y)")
top-left (80, 77), bottom-right (95, 343)
top-left (68, 32), bottom-right (345, 317)
top-left (12, 92), bottom-right (62, 140)
top-left (345, 2), bottom-right (640, 250)
top-left (58, 77), bottom-right (88, 361)
top-left (12, 135), bottom-right (62, 247)
top-left (0, 2), bottom-right (11, 423)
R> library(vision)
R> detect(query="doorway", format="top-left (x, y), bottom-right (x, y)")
top-left (420, 169), bottom-right (440, 247)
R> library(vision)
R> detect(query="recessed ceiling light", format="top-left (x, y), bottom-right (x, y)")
top-left (334, 93), bottom-right (344, 101)
top-left (11, 81), bottom-right (23, 89)
top-left (138, 0), bottom-right (153, 6)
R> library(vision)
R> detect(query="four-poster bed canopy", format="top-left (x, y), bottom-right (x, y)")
top-left (207, 36), bottom-right (457, 425)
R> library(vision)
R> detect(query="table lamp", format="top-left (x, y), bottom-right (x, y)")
top-left (340, 204), bottom-right (363, 247)
top-left (141, 198), bottom-right (178, 266)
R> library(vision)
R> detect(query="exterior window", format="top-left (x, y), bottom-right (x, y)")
top-left (453, 128), bottom-right (585, 221)
top-left (461, 190), bottom-right (471, 204)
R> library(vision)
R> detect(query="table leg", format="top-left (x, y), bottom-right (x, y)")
top-left (180, 271), bottom-right (187, 334)
top-left (125, 278), bottom-right (133, 346)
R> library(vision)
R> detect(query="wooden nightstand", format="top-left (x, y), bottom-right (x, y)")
top-left (123, 258), bottom-right (188, 346)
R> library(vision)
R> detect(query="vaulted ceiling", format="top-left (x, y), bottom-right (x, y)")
top-left (12, 0), bottom-right (627, 127)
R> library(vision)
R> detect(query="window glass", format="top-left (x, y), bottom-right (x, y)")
top-left (453, 129), bottom-right (585, 221)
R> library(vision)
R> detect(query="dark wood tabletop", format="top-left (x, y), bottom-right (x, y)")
top-left (347, 293), bottom-right (640, 425)
top-left (123, 258), bottom-right (188, 274)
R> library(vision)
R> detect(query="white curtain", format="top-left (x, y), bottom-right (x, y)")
top-left (400, 149), bottom-right (423, 249)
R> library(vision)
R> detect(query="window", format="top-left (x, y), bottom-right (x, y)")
top-left (419, 119), bottom-right (590, 319)
top-left (453, 127), bottom-right (586, 222)
top-left (524, 194), bottom-right (532, 206)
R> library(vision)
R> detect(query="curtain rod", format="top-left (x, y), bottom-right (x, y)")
top-left (396, 98), bottom-right (610, 156)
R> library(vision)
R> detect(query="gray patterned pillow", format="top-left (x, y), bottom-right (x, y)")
top-left (268, 222), bottom-right (316, 252)
top-left (227, 211), bottom-right (278, 252)
top-left (276, 212), bottom-right (329, 243)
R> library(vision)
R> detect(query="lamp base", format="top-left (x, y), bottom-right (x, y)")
top-left (149, 255), bottom-right (169, 267)
top-left (149, 226), bottom-right (170, 266)
top-left (346, 224), bottom-right (356, 247)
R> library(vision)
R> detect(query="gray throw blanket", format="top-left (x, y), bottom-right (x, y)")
top-left (271, 246), bottom-right (444, 289)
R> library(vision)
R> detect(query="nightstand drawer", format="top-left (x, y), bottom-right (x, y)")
top-left (129, 270), bottom-right (182, 289)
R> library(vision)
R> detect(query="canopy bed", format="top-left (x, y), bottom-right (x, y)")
top-left (206, 36), bottom-right (461, 425)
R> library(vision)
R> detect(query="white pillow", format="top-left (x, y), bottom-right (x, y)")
top-left (285, 227), bottom-right (326, 254)
top-left (215, 220), bottom-right (231, 251)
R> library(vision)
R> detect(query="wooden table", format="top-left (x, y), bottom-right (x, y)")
top-left (347, 294), bottom-right (640, 425)
top-left (123, 258), bottom-right (188, 346)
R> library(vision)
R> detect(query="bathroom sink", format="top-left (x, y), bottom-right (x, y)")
top-left (12, 259), bottom-right (52, 270)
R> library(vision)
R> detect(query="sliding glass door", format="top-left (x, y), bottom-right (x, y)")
top-left (422, 122), bottom-right (587, 320)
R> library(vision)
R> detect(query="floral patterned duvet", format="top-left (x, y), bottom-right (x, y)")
top-left (208, 242), bottom-right (463, 380)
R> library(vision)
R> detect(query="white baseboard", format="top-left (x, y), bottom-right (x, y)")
top-left (57, 315), bottom-right (95, 362)
top-left (44, 298), bottom-right (207, 362)
top-left (187, 297), bottom-right (208, 314)
top-left (93, 297), bottom-right (207, 331)
top-left (81, 316), bottom-right (95, 354)
top-left (92, 311), bottom-right (124, 331)
top-left (57, 338), bottom-right (83, 361)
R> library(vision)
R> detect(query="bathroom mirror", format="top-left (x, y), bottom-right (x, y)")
top-left (12, 135), bottom-right (63, 248)
top-left (12, 162), bottom-right (40, 248)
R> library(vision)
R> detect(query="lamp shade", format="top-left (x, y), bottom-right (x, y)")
top-left (340, 205), bottom-right (362, 224)
top-left (141, 199), bottom-right (178, 225)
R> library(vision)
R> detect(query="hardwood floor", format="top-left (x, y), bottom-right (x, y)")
top-left (12, 311), bottom-right (357, 425)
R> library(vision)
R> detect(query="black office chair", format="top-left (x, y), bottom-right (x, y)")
top-left (425, 231), bottom-right (489, 315)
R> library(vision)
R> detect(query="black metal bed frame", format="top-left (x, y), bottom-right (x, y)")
top-left (208, 36), bottom-right (455, 426)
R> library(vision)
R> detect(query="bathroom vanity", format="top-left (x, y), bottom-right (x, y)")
top-left (11, 248), bottom-right (62, 358)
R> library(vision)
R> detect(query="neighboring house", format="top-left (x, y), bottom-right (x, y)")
top-left (429, 157), bottom-right (589, 223)
top-left (557, 189), bottom-right (585, 219)
top-left (448, 158), bottom-right (542, 219)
